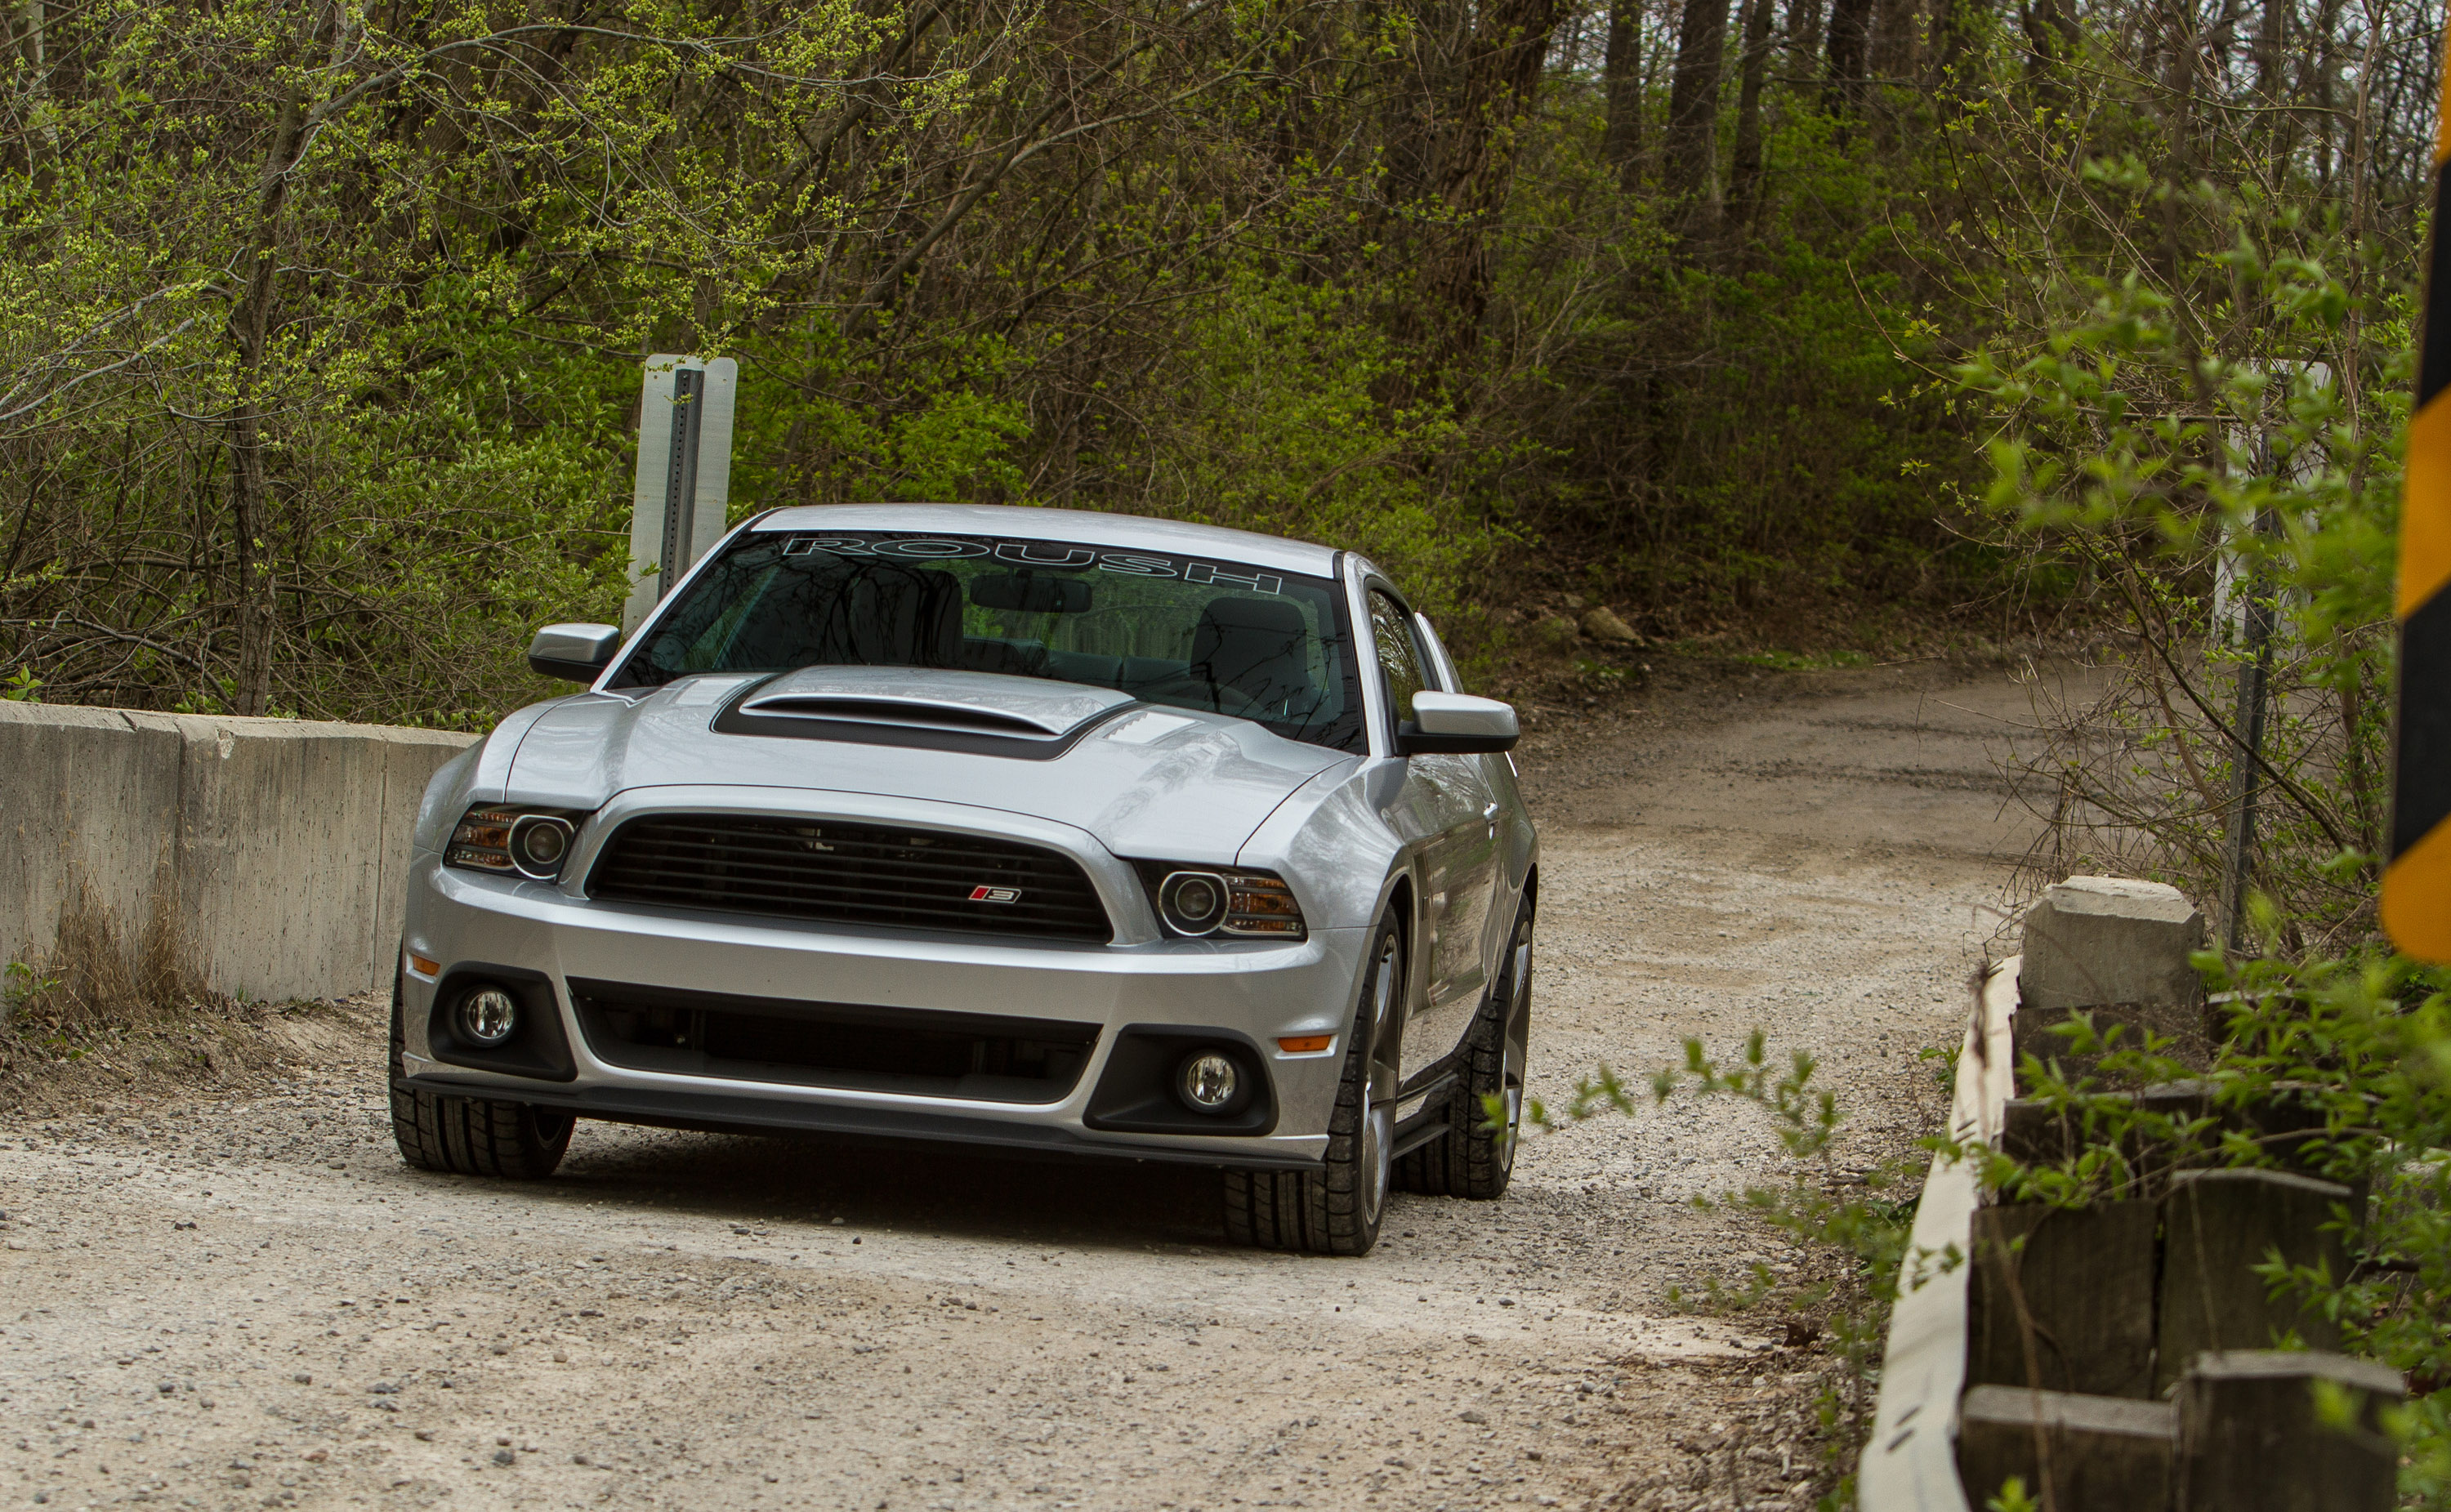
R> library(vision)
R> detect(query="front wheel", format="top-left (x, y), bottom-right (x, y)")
top-left (1222, 914), bottom-right (1402, 1256)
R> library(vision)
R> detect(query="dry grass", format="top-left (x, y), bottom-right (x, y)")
top-left (1, 877), bottom-right (380, 1117)
top-left (6, 876), bottom-right (204, 1029)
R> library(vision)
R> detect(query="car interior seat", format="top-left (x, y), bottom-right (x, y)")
top-left (1190, 597), bottom-right (1317, 715)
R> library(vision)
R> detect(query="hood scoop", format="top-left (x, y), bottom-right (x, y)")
top-left (743, 693), bottom-right (1062, 738)
top-left (717, 666), bottom-right (1138, 756)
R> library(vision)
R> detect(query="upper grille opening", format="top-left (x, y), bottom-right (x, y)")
top-left (585, 814), bottom-right (1114, 942)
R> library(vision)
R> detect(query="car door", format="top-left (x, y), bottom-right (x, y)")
top-left (1413, 610), bottom-right (1506, 1003)
top-left (1365, 589), bottom-right (1498, 1085)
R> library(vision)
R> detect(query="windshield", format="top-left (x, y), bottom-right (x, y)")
top-left (609, 530), bottom-right (1364, 752)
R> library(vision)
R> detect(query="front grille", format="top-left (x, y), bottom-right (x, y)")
top-left (585, 814), bottom-right (1114, 942)
top-left (569, 979), bottom-right (1099, 1103)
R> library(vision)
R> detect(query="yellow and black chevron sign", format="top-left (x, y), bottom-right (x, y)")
top-left (2384, 53), bottom-right (2451, 961)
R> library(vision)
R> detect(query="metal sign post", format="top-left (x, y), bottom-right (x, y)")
top-left (2386, 51), bottom-right (2451, 960)
top-left (623, 354), bottom-right (738, 634)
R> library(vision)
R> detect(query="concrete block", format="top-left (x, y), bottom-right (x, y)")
top-left (2020, 876), bottom-right (2205, 1018)
top-left (140, 714), bottom-right (470, 1001)
top-left (1967, 1202), bottom-right (2159, 1398)
top-left (1, 702), bottom-right (472, 1006)
top-left (0, 701), bottom-right (182, 997)
top-left (2176, 1351), bottom-right (2403, 1512)
top-left (1958, 1385), bottom-right (2175, 1512)
top-left (2158, 1169), bottom-right (2352, 1393)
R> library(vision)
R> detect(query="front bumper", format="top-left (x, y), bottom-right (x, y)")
top-left (400, 856), bottom-right (1366, 1169)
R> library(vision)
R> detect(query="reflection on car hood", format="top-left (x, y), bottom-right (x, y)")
top-left (505, 670), bottom-right (1354, 862)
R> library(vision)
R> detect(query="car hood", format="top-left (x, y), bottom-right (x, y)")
top-left (503, 668), bottom-right (1355, 863)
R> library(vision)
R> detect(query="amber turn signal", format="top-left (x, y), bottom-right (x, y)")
top-left (405, 952), bottom-right (441, 978)
top-left (1275, 1035), bottom-right (1333, 1054)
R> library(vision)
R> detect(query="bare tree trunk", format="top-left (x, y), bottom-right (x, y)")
top-left (1391, 0), bottom-right (1569, 384)
top-left (1822, 0), bottom-right (1874, 109)
top-left (2019, 0), bottom-right (2079, 124)
top-left (9, 0), bottom-right (53, 190)
top-left (1729, 0), bottom-right (1776, 219)
top-left (1603, 0), bottom-right (1644, 181)
top-left (2251, 0), bottom-right (2293, 172)
top-left (1931, 0), bottom-right (1985, 105)
top-left (2308, 0), bottom-right (2342, 193)
top-left (1789, 0), bottom-right (1828, 71)
top-left (225, 85), bottom-right (308, 716)
top-left (1664, 0), bottom-right (1727, 230)
top-left (1869, 0), bottom-right (1918, 80)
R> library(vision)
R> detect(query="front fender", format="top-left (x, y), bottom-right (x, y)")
top-left (412, 699), bottom-right (566, 854)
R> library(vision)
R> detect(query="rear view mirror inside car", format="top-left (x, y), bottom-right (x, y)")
top-left (971, 571), bottom-right (1091, 614)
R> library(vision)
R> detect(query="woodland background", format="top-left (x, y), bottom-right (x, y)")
top-left (0, 0), bottom-right (2431, 730)
top-left (4, 2), bottom-right (2448, 1492)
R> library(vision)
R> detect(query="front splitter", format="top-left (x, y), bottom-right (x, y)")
top-left (398, 1073), bottom-right (1325, 1172)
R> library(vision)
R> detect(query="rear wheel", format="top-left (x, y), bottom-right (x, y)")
top-left (1395, 899), bottom-right (1532, 1200)
top-left (388, 964), bottom-right (573, 1180)
top-left (1223, 914), bottom-right (1402, 1256)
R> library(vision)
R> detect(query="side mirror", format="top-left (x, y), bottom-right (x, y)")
top-left (528, 622), bottom-right (620, 683)
top-left (1397, 691), bottom-right (1519, 755)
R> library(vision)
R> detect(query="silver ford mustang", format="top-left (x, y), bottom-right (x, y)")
top-left (390, 505), bottom-right (1538, 1256)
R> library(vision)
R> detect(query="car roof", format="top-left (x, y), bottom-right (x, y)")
top-left (748, 504), bottom-right (1344, 578)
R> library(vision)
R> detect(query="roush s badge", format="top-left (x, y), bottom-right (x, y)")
top-left (968, 885), bottom-right (1023, 904)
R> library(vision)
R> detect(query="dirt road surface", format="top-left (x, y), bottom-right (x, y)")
top-left (1, 658), bottom-right (2075, 1512)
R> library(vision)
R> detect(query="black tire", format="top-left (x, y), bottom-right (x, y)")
top-left (1395, 899), bottom-right (1532, 1201)
top-left (1222, 913), bottom-right (1403, 1256)
top-left (387, 963), bottom-right (573, 1180)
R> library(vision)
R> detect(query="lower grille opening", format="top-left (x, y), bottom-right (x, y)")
top-left (569, 978), bottom-right (1098, 1104)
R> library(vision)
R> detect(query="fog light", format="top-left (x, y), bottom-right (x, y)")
top-left (1178, 1050), bottom-right (1240, 1113)
top-left (459, 987), bottom-right (518, 1047)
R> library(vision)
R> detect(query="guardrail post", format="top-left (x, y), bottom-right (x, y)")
top-left (2156, 1169), bottom-right (2352, 1394)
top-left (2175, 1351), bottom-right (2404, 1512)
top-left (1956, 1385), bottom-right (2175, 1511)
top-left (1967, 1201), bottom-right (2158, 1398)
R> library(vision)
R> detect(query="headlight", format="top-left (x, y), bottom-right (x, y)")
top-left (1136, 863), bottom-right (1307, 940)
top-left (447, 805), bottom-right (588, 881)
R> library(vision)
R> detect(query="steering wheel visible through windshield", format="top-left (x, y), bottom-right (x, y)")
top-left (608, 530), bottom-right (1367, 753)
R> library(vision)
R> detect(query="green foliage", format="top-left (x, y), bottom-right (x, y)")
top-left (1975, 951), bottom-right (2451, 1503)
top-left (1984, 1477), bottom-right (2040, 1512)
top-left (1092, 270), bottom-right (1504, 621)
top-left (1961, 200), bottom-right (2403, 943)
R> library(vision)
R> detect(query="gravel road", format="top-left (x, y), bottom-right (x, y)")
top-left (0, 658), bottom-right (2080, 1512)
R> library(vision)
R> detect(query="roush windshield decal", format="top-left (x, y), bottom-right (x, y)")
top-left (777, 535), bottom-right (1285, 595)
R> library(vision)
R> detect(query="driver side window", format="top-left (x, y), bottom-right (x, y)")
top-left (1368, 591), bottom-right (1426, 725)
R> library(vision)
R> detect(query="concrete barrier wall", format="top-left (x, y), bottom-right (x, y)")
top-left (0, 701), bottom-right (476, 1003)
